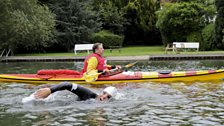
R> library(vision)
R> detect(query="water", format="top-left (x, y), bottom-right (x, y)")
top-left (0, 60), bottom-right (224, 125)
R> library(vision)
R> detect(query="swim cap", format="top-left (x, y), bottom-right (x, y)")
top-left (103, 86), bottom-right (118, 98)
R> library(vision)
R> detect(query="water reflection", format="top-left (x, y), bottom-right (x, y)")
top-left (0, 60), bottom-right (224, 125)
top-left (1, 60), bottom-right (224, 74)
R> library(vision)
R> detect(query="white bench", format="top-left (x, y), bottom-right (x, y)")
top-left (173, 42), bottom-right (199, 51)
top-left (165, 42), bottom-right (199, 54)
top-left (74, 44), bottom-right (93, 55)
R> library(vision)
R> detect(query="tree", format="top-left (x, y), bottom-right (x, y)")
top-left (123, 0), bottom-right (161, 45)
top-left (43, 0), bottom-right (101, 52)
top-left (0, 0), bottom-right (55, 53)
top-left (92, 0), bottom-right (161, 45)
top-left (175, 0), bottom-right (216, 24)
top-left (214, 0), bottom-right (224, 49)
top-left (91, 0), bottom-right (127, 35)
top-left (124, 0), bottom-right (159, 32)
top-left (156, 2), bottom-right (213, 45)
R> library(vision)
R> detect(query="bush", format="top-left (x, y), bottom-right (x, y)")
top-left (187, 32), bottom-right (202, 51)
top-left (186, 24), bottom-right (215, 51)
top-left (223, 29), bottom-right (224, 43)
top-left (201, 23), bottom-right (215, 50)
top-left (187, 32), bottom-right (202, 43)
top-left (91, 30), bottom-right (124, 48)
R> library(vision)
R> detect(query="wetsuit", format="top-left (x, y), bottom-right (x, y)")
top-left (50, 82), bottom-right (98, 101)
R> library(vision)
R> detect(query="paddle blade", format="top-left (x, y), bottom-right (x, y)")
top-left (83, 70), bottom-right (100, 82)
top-left (124, 61), bottom-right (138, 69)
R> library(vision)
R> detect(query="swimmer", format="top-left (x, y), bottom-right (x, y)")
top-left (24, 82), bottom-right (118, 102)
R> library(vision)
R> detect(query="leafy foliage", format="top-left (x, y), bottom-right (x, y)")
top-left (91, 30), bottom-right (124, 48)
top-left (44, 0), bottom-right (101, 51)
top-left (214, 0), bottom-right (224, 49)
top-left (0, 0), bottom-right (55, 53)
top-left (123, 0), bottom-right (161, 45)
top-left (124, 0), bottom-right (159, 32)
top-left (156, 2), bottom-right (215, 45)
top-left (96, 1), bottom-right (126, 35)
top-left (186, 24), bottom-right (215, 51)
top-left (0, 0), bottom-right (219, 53)
top-left (186, 32), bottom-right (202, 44)
top-left (201, 23), bottom-right (215, 50)
top-left (223, 29), bottom-right (224, 43)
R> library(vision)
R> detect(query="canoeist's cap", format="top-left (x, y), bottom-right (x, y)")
top-left (103, 86), bottom-right (118, 98)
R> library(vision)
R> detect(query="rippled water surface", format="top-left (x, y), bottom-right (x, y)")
top-left (0, 60), bottom-right (224, 126)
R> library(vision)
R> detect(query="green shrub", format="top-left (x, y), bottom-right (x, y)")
top-left (187, 32), bottom-right (202, 43)
top-left (201, 23), bottom-right (215, 51)
top-left (222, 29), bottom-right (224, 43)
top-left (91, 30), bottom-right (124, 48)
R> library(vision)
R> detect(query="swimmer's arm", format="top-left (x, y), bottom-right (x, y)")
top-left (50, 81), bottom-right (97, 100)
top-left (50, 82), bottom-right (73, 93)
top-left (34, 82), bottom-right (73, 99)
top-left (70, 84), bottom-right (98, 100)
top-left (34, 82), bottom-right (97, 100)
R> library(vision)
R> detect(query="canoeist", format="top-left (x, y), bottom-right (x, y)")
top-left (23, 82), bottom-right (118, 102)
top-left (81, 43), bottom-right (121, 75)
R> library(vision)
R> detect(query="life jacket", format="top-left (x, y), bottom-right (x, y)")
top-left (81, 53), bottom-right (107, 73)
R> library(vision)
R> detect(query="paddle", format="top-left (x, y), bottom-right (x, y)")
top-left (83, 61), bottom-right (138, 82)
top-left (123, 61), bottom-right (138, 71)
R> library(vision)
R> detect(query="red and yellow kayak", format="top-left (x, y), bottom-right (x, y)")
top-left (0, 69), bottom-right (224, 84)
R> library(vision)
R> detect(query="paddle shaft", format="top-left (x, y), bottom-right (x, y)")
top-left (104, 61), bottom-right (138, 74)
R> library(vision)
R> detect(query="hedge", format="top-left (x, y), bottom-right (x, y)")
top-left (91, 30), bottom-right (124, 48)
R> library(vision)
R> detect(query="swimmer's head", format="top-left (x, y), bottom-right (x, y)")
top-left (98, 86), bottom-right (118, 101)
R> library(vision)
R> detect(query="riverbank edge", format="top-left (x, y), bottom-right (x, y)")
top-left (1, 54), bottom-right (224, 62)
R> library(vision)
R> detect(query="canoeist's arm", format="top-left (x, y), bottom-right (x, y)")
top-left (87, 57), bottom-right (112, 73)
top-left (86, 57), bottom-right (121, 74)
top-left (107, 65), bottom-right (121, 70)
top-left (87, 57), bottom-right (98, 72)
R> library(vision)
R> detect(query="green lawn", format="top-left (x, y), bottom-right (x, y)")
top-left (16, 46), bottom-right (224, 57)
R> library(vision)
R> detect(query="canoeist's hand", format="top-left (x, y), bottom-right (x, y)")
top-left (103, 69), bottom-right (110, 74)
top-left (34, 88), bottom-right (51, 99)
top-left (116, 65), bottom-right (122, 70)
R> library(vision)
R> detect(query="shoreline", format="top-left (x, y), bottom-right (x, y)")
top-left (1, 54), bottom-right (224, 62)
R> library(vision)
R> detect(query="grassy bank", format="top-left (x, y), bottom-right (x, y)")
top-left (16, 46), bottom-right (224, 57)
